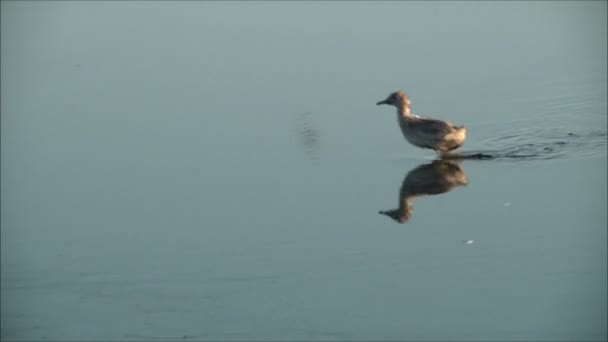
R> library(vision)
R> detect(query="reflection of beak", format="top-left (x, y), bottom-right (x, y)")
top-left (379, 209), bottom-right (409, 223)
top-left (376, 100), bottom-right (388, 105)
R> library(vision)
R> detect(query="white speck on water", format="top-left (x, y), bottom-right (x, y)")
top-left (464, 240), bottom-right (475, 245)
top-left (504, 202), bottom-right (511, 206)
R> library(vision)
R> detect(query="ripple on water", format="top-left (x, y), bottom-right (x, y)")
top-left (476, 127), bottom-right (607, 161)
top-left (465, 75), bottom-right (607, 161)
top-left (295, 112), bottom-right (323, 160)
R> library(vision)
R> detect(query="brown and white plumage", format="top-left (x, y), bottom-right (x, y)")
top-left (377, 91), bottom-right (467, 154)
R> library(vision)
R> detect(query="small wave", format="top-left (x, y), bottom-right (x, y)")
top-left (466, 128), bottom-right (608, 161)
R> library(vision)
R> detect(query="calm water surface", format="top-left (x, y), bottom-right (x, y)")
top-left (1, 2), bottom-right (606, 341)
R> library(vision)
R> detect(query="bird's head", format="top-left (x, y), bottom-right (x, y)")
top-left (376, 91), bottom-right (411, 107)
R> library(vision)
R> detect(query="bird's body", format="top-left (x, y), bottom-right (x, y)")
top-left (399, 115), bottom-right (467, 153)
top-left (377, 91), bottom-right (467, 154)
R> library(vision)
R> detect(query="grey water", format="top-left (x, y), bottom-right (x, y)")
top-left (1, 2), bottom-right (606, 341)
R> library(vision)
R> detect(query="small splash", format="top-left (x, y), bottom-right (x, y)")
top-left (295, 112), bottom-right (323, 160)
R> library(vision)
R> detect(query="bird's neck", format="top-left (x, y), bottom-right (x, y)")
top-left (397, 103), bottom-right (413, 118)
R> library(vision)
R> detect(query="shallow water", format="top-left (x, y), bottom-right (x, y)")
top-left (1, 2), bottom-right (607, 341)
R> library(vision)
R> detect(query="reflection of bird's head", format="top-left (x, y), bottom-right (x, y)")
top-left (379, 201), bottom-right (413, 223)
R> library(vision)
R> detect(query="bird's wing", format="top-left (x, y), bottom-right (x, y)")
top-left (407, 118), bottom-right (453, 136)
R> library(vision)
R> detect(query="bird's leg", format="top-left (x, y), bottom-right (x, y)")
top-left (437, 149), bottom-right (449, 158)
top-left (438, 150), bottom-right (463, 160)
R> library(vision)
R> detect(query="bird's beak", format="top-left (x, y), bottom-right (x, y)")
top-left (376, 99), bottom-right (389, 105)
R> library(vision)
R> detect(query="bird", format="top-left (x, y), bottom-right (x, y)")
top-left (377, 91), bottom-right (467, 155)
top-left (379, 160), bottom-right (468, 223)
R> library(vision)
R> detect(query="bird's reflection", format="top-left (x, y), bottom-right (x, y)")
top-left (379, 160), bottom-right (469, 223)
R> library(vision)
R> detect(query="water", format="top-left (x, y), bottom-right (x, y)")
top-left (1, 2), bottom-right (606, 341)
